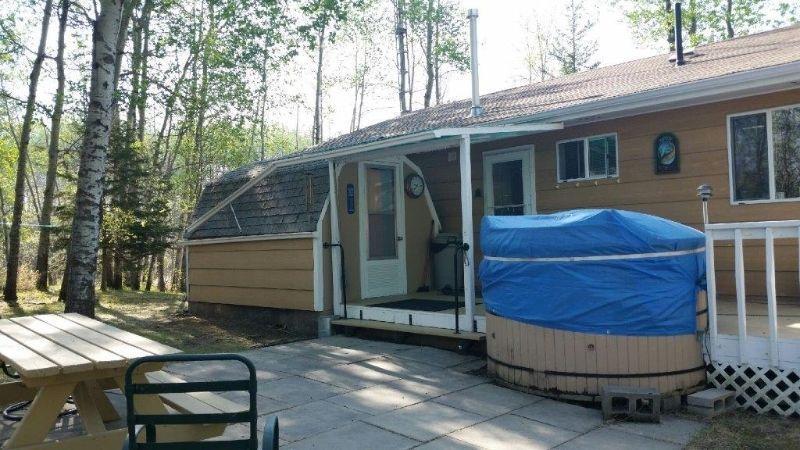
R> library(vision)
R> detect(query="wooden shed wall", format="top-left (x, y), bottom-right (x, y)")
top-left (187, 238), bottom-right (316, 310)
top-left (410, 89), bottom-right (800, 298)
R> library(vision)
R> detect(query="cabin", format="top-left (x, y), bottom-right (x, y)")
top-left (183, 24), bottom-right (800, 416)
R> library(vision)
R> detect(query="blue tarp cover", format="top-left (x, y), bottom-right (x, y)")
top-left (479, 209), bottom-right (706, 336)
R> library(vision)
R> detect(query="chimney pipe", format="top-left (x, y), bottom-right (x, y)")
top-left (468, 9), bottom-right (483, 117)
top-left (674, 1), bottom-right (685, 66)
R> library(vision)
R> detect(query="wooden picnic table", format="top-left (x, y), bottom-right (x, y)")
top-left (0, 313), bottom-right (182, 450)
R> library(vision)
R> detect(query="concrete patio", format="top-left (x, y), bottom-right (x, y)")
top-left (0, 336), bottom-right (708, 448)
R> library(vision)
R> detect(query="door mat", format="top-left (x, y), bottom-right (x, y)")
top-left (372, 298), bottom-right (464, 312)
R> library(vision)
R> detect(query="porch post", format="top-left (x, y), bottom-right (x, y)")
top-left (459, 135), bottom-right (476, 331)
top-left (328, 160), bottom-right (344, 316)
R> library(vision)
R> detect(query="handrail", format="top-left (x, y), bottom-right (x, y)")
top-left (704, 219), bottom-right (800, 370)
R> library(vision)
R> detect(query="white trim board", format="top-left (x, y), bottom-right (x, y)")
top-left (726, 102), bottom-right (800, 205)
top-left (177, 232), bottom-right (315, 246)
top-left (312, 197), bottom-right (330, 312)
top-left (345, 304), bottom-right (487, 334)
top-left (358, 160), bottom-right (408, 299)
top-left (482, 146), bottom-right (536, 216)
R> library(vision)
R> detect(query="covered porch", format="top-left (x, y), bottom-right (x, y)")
top-left (323, 124), bottom-right (563, 338)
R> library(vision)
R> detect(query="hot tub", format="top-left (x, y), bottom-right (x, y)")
top-left (479, 209), bottom-right (707, 400)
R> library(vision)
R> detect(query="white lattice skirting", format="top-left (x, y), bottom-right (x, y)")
top-left (708, 362), bottom-right (800, 417)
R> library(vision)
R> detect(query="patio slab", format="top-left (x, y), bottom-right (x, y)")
top-left (326, 382), bottom-right (430, 414)
top-left (608, 415), bottom-right (707, 446)
top-left (302, 361), bottom-right (402, 390)
top-left (513, 398), bottom-right (604, 433)
top-left (393, 346), bottom-right (479, 368)
top-left (352, 354), bottom-right (441, 379)
top-left (257, 375), bottom-right (348, 406)
top-left (384, 370), bottom-right (489, 399)
top-left (432, 383), bottom-right (544, 417)
top-left (414, 435), bottom-right (481, 449)
top-left (555, 427), bottom-right (682, 450)
top-left (364, 401), bottom-right (485, 442)
top-left (273, 400), bottom-right (365, 442)
top-left (0, 335), bottom-right (710, 450)
top-left (282, 421), bottom-right (419, 450)
top-left (449, 414), bottom-right (580, 449)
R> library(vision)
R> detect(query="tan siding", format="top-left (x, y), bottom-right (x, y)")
top-left (190, 250), bottom-right (313, 270)
top-left (189, 268), bottom-right (313, 291)
top-left (190, 286), bottom-right (314, 310)
top-left (188, 238), bottom-right (315, 310)
top-left (410, 89), bottom-right (800, 298)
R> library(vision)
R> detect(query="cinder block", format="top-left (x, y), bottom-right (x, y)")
top-left (687, 389), bottom-right (736, 410)
top-left (600, 385), bottom-right (661, 423)
top-left (686, 389), bottom-right (737, 417)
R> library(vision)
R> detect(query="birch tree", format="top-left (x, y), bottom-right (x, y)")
top-left (64, 0), bottom-right (126, 316)
top-left (35, 0), bottom-right (70, 292)
top-left (3, 0), bottom-right (54, 303)
top-left (300, 0), bottom-right (364, 145)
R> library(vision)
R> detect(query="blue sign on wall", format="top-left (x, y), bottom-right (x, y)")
top-left (346, 184), bottom-right (355, 214)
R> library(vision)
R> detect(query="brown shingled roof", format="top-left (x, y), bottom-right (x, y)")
top-left (302, 23), bottom-right (800, 155)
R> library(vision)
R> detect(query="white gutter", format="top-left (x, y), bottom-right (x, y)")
top-left (177, 231), bottom-right (315, 246)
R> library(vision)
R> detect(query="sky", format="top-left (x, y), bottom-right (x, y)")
top-left (316, 0), bottom-right (661, 139)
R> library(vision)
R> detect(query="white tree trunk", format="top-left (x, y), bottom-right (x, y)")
top-left (64, 0), bottom-right (126, 316)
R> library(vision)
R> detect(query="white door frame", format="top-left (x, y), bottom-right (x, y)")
top-left (482, 145), bottom-right (536, 215)
top-left (358, 160), bottom-right (407, 299)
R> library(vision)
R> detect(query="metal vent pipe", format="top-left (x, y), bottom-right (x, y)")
top-left (675, 1), bottom-right (685, 66)
top-left (468, 9), bottom-right (484, 117)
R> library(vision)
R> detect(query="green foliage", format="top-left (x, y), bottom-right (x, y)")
top-left (298, 0), bottom-right (365, 46)
top-left (407, 0), bottom-right (469, 72)
top-left (551, 0), bottom-right (599, 75)
top-left (617, 0), bottom-right (773, 50)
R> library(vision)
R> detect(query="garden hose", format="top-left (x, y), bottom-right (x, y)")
top-left (2, 398), bottom-right (78, 422)
top-left (0, 361), bottom-right (78, 421)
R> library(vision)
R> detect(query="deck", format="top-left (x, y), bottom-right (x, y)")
top-left (716, 295), bottom-right (800, 340)
top-left (345, 293), bottom-right (487, 334)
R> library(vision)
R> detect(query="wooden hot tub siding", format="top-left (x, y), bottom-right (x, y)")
top-left (486, 312), bottom-right (707, 399)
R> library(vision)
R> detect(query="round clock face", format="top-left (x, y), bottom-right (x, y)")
top-left (405, 174), bottom-right (425, 198)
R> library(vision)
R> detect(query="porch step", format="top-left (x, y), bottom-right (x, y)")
top-left (331, 319), bottom-right (485, 341)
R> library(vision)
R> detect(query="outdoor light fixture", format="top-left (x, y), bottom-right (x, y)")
top-left (697, 184), bottom-right (713, 225)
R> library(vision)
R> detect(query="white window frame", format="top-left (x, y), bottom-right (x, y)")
top-left (556, 132), bottom-right (619, 183)
top-left (727, 103), bottom-right (800, 205)
top-left (482, 146), bottom-right (536, 216)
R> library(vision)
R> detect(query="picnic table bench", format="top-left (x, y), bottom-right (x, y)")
top-left (0, 313), bottom-right (241, 450)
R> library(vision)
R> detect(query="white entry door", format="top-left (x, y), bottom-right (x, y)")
top-left (359, 161), bottom-right (407, 298)
top-left (483, 146), bottom-right (536, 215)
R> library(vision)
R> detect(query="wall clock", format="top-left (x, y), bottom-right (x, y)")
top-left (655, 133), bottom-right (680, 174)
top-left (404, 173), bottom-right (425, 199)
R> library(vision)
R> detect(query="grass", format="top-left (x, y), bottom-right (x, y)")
top-left (687, 409), bottom-right (800, 449)
top-left (0, 289), bottom-right (305, 354)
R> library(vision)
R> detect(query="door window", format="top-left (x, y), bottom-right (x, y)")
top-left (491, 160), bottom-right (525, 215)
top-left (366, 166), bottom-right (397, 259)
top-left (483, 147), bottom-right (534, 216)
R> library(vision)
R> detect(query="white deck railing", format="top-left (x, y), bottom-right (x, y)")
top-left (705, 219), bottom-right (800, 370)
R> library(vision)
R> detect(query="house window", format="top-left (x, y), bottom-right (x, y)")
top-left (557, 134), bottom-right (618, 182)
top-left (729, 105), bottom-right (800, 202)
